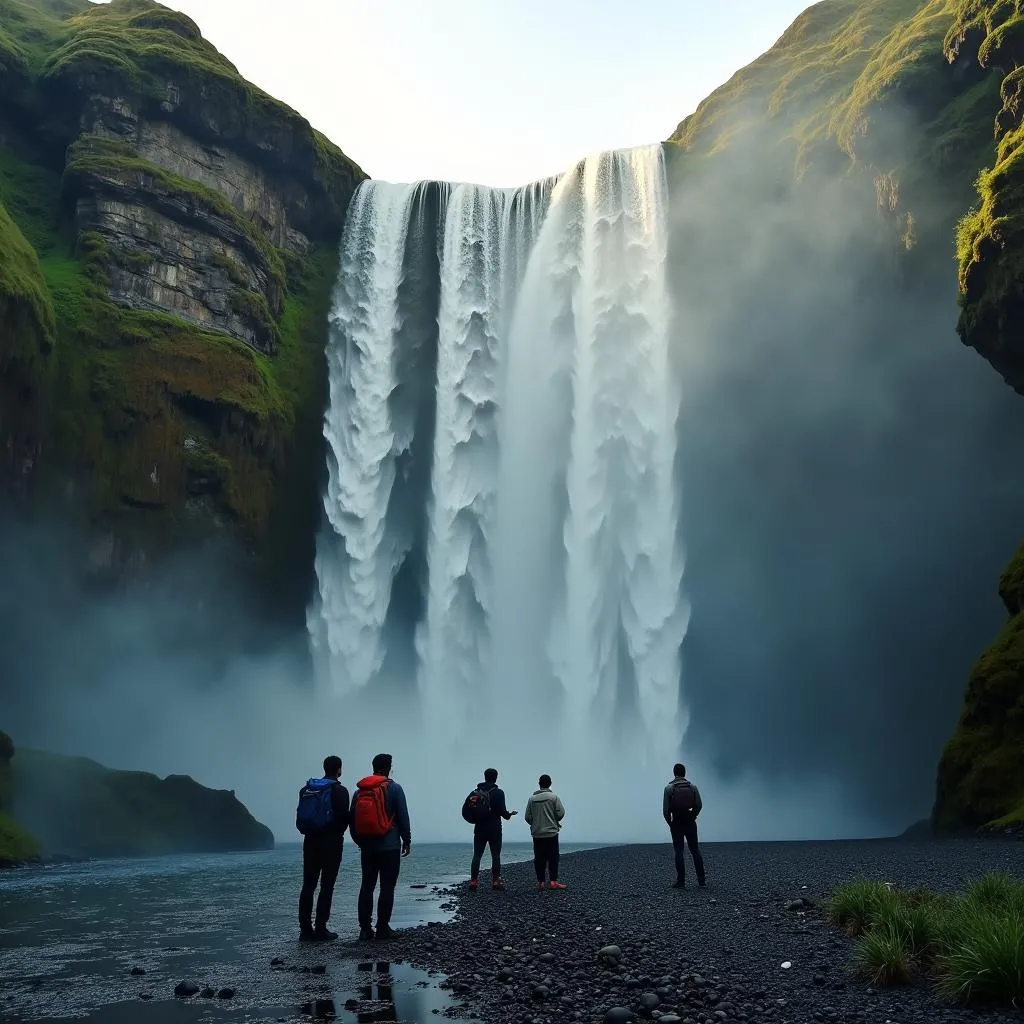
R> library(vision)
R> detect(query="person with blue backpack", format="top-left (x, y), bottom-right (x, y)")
top-left (296, 755), bottom-right (351, 941)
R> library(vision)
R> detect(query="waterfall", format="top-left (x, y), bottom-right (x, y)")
top-left (312, 145), bottom-right (687, 819)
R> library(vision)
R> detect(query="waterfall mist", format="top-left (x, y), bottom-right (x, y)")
top-left (308, 146), bottom-right (863, 842)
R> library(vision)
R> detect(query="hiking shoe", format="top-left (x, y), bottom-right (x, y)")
top-left (549, 881), bottom-right (567, 890)
top-left (671, 880), bottom-right (685, 889)
top-left (358, 927), bottom-right (375, 942)
top-left (468, 879), bottom-right (479, 890)
top-left (537, 882), bottom-right (547, 891)
top-left (299, 926), bottom-right (316, 942)
top-left (698, 880), bottom-right (706, 888)
top-left (313, 927), bottom-right (338, 941)
top-left (492, 879), bottom-right (505, 890)
top-left (376, 925), bottom-right (398, 940)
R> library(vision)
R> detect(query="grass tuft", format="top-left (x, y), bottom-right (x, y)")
top-left (830, 873), bottom-right (1024, 1005)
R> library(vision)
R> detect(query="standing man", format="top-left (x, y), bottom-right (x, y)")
top-left (350, 753), bottom-right (411, 941)
top-left (524, 773), bottom-right (566, 890)
top-left (663, 762), bottom-right (706, 889)
top-left (296, 754), bottom-right (351, 941)
top-left (465, 767), bottom-right (517, 890)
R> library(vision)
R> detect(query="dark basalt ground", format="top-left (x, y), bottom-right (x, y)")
top-left (350, 839), bottom-right (1024, 1024)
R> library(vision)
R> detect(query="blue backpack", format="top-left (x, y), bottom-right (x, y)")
top-left (296, 778), bottom-right (336, 834)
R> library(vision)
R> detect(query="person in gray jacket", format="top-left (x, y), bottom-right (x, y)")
top-left (663, 762), bottom-right (705, 889)
top-left (524, 774), bottom-right (566, 889)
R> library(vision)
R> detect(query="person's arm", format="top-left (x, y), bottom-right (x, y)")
top-left (392, 782), bottom-right (412, 854)
top-left (663, 784), bottom-right (672, 826)
top-left (494, 787), bottom-right (513, 820)
top-left (693, 785), bottom-right (703, 818)
top-left (334, 784), bottom-right (351, 834)
top-left (554, 795), bottom-right (565, 821)
top-left (524, 796), bottom-right (534, 826)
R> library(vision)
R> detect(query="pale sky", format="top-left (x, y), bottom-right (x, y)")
top-left (154, 0), bottom-right (811, 186)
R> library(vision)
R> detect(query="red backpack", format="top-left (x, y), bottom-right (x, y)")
top-left (352, 775), bottom-right (394, 838)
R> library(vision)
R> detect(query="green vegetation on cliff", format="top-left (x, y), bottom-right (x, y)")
top-left (947, 0), bottom-right (1024, 391)
top-left (0, 0), bottom-right (365, 588)
top-left (0, 730), bottom-right (39, 865)
top-left (934, 538), bottom-right (1024, 830)
top-left (3, 732), bottom-right (273, 858)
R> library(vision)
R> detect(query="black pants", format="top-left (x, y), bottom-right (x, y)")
top-left (299, 835), bottom-right (344, 930)
top-left (533, 836), bottom-right (559, 882)
top-left (671, 818), bottom-right (705, 885)
top-left (471, 831), bottom-right (503, 882)
top-left (358, 847), bottom-right (402, 929)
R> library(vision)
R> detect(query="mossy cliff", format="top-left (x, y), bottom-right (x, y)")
top-left (0, 730), bottom-right (40, 866)
top-left (0, 729), bottom-right (273, 859)
top-left (666, 0), bottom-right (1024, 832)
top-left (0, 0), bottom-right (365, 608)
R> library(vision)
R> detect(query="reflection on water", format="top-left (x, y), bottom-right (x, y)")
top-left (297, 960), bottom-right (446, 1024)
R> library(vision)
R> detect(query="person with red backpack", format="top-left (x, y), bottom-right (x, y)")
top-left (663, 763), bottom-right (706, 889)
top-left (350, 753), bottom-right (411, 941)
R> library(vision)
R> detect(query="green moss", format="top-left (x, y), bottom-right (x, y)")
top-left (0, 812), bottom-right (39, 864)
top-left (934, 602), bottom-right (1024, 829)
top-left (0, 197), bottom-right (55, 360)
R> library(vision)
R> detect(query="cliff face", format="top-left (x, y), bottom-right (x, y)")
top-left (4, 734), bottom-right (274, 858)
top-left (665, 0), bottom-right (1024, 831)
top-left (0, 0), bottom-right (364, 606)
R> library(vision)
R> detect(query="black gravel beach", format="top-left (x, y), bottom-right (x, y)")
top-left (379, 839), bottom-right (1024, 1024)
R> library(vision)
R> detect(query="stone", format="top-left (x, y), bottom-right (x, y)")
top-left (604, 1009), bottom-right (634, 1024)
top-left (173, 981), bottom-right (199, 998)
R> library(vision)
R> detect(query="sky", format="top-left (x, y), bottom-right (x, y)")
top-left (152, 0), bottom-right (813, 187)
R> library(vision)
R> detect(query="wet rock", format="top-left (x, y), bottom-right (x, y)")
top-left (270, 957), bottom-right (285, 967)
top-left (173, 981), bottom-right (199, 998)
top-left (200, 987), bottom-right (216, 999)
top-left (532, 984), bottom-right (550, 1001)
top-left (217, 987), bottom-right (235, 999)
top-left (311, 964), bottom-right (327, 975)
top-left (604, 1009), bottom-right (634, 1024)
top-left (139, 993), bottom-right (152, 1001)
top-left (129, 967), bottom-right (146, 976)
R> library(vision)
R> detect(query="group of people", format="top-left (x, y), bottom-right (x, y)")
top-left (295, 754), bottom-right (706, 942)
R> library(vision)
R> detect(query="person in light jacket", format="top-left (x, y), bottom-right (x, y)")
top-left (524, 774), bottom-right (566, 890)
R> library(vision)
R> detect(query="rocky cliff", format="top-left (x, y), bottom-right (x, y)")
top-left (0, 0), bottom-right (364, 611)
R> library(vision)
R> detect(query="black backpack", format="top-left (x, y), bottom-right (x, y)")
top-left (669, 780), bottom-right (697, 815)
top-left (461, 786), bottom-right (492, 824)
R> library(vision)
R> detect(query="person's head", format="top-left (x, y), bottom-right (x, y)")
top-left (372, 753), bottom-right (393, 777)
top-left (673, 763), bottom-right (686, 779)
top-left (539, 774), bottom-right (552, 789)
top-left (323, 755), bottom-right (342, 779)
top-left (484, 768), bottom-right (498, 784)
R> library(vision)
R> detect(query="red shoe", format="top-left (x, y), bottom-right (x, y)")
top-left (492, 879), bottom-right (505, 890)
top-left (549, 881), bottom-right (568, 890)
top-left (468, 879), bottom-right (478, 890)
top-left (537, 882), bottom-right (547, 891)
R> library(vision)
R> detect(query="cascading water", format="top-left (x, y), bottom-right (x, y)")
top-left (312, 145), bottom-right (688, 831)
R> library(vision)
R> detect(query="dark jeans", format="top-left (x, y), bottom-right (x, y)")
top-left (358, 847), bottom-right (402, 929)
top-left (299, 835), bottom-right (344, 930)
top-left (671, 818), bottom-right (705, 885)
top-left (471, 831), bottom-right (503, 881)
top-left (532, 836), bottom-right (559, 882)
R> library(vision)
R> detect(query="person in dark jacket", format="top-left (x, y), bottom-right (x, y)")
top-left (468, 767), bottom-right (518, 890)
top-left (663, 762), bottom-right (705, 889)
top-left (350, 753), bottom-right (411, 941)
top-left (298, 754), bottom-right (351, 941)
